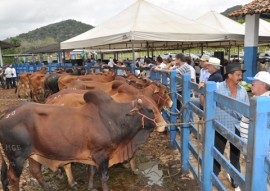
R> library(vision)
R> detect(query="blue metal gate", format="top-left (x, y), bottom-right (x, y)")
top-left (12, 62), bottom-right (270, 190)
top-left (150, 70), bottom-right (270, 191)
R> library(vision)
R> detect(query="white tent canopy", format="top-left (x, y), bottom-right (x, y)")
top-left (61, 0), bottom-right (244, 50)
top-left (196, 11), bottom-right (245, 35)
top-left (196, 11), bottom-right (270, 37)
top-left (253, 19), bottom-right (270, 35)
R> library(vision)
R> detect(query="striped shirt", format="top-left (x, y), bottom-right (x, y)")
top-left (215, 81), bottom-right (249, 132)
top-left (240, 91), bottom-right (270, 142)
top-left (171, 63), bottom-right (191, 92)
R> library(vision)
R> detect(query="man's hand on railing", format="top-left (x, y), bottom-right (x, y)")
top-left (198, 81), bottom-right (205, 89)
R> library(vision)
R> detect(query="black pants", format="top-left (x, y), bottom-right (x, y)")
top-left (214, 128), bottom-right (241, 176)
top-left (11, 77), bottom-right (16, 88)
top-left (0, 76), bottom-right (5, 88)
top-left (6, 78), bottom-right (12, 89)
top-left (177, 91), bottom-right (182, 111)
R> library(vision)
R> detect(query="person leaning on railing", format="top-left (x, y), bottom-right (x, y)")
top-left (240, 71), bottom-right (270, 141)
top-left (239, 71), bottom-right (270, 191)
top-left (214, 63), bottom-right (249, 189)
top-left (157, 53), bottom-right (191, 109)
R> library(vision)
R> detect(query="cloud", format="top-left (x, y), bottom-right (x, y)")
top-left (0, 0), bottom-right (250, 40)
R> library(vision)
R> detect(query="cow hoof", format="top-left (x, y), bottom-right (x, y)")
top-left (132, 168), bottom-right (140, 175)
top-left (88, 188), bottom-right (98, 191)
top-left (71, 181), bottom-right (79, 190)
top-left (44, 185), bottom-right (56, 191)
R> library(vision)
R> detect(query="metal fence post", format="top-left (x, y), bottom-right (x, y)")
top-left (245, 96), bottom-right (270, 191)
top-left (181, 74), bottom-right (191, 174)
top-left (130, 64), bottom-right (135, 74)
top-left (150, 69), bottom-right (155, 81)
top-left (169, 70), bottom-right (177, 148)
top-left (201, 81), bottom-right (216, 191)
top-left (161, 70), bottom-right (168, 85)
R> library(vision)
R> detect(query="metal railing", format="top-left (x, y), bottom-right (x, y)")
top-left (12, 62), bottom-right (270, 190)
top-left (150, 70), bottom-right (270, 191)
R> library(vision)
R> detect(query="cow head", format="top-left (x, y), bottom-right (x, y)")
top-left (151, 81), bottom-right (173, 109)
top-left (127, 97), bottom-right (167, 132)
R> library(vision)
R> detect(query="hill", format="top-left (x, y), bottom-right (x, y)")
top-left (6, 19), bottom-right (94, 52)
top-left (221, 5), bottom-right (242, 17)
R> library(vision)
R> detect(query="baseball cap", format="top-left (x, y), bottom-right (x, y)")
top-left (208, 57), bottom-right (222, 67)
top-left (200, 54), bottom-right (210, 61)
top-left (247, 71), bottom-right (270, 86)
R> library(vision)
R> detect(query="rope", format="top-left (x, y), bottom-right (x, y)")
top-left (159, 118), bottom-right (215, 127)
top-left (0, 99), bottom-right (29, 101)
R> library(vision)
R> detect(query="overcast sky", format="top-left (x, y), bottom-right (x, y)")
top-left (0, 0), bottom-right (251, 40)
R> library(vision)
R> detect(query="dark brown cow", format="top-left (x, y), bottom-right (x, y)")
top-left (0, 90), bottom-right (166, 191)
top-left (43, 82), bottom-right (172, 187)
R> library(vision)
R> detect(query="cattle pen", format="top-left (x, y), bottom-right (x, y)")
top-left (1, 62), bottom-right (270, 191)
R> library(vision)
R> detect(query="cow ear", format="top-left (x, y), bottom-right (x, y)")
top-left (126, 107), bottom-right (139, 116)
top-left (154, 87), bottom-right (159, 94)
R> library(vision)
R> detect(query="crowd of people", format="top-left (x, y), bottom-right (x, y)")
top-left (0, 64), bottom-right (17, 89)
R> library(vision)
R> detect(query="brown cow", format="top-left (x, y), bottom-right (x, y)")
top-left (65, 80), bottom-right (127, 95)
top-left (15, 67), bottom-right (47, 99)
top-left (15, 73), bottom-right (32, 99)
top-left (0, 90), bottom-right (166, 191)
top-left (29, 73), bottom-right (47, 102)
top-left (58, 71), bottom-right (116, 90)
top-left (48, 81), bottom-right (173, 110)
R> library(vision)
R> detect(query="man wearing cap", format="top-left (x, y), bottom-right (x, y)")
top-left (240, 71), bottom-right (270, 141)
top-left (4, 65), bottom-right (13, 89)
top-left (198, 57), bottom-right (223, 106)
top-left (199, 54), bottom-right (211, 84)
top-left (214, 63), bottom-right (249, 189)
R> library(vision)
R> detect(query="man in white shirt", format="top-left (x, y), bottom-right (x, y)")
top-left (11, 65), bottom-right (17, 88)
top-left (199, 54), bottom-right (211, 83)
top-left (4, 65), bottom-right (13, 89)
top-left (240, 71), bottom-right (270, 141)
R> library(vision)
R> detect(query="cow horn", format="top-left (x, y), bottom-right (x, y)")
top-left (126, 107), bottom-right (139, 116)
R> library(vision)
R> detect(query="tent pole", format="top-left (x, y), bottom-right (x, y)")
top-left (132, 40), bottom-right (135, 65)
top-left (237, 45), bottom-right (240, 59)
top-left (201, 45), bottom-right (204, 56)
top-left (147, 42), bottom-right (149, 58)
top-left (0, 48), bottom-right (3, 67)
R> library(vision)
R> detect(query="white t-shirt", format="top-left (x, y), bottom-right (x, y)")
top-left (240, 91), bottom-right (270, 142)
top-left (12, 68), bottom-right (16, 77)
top-left (158, 62), bottom-right (167, 69)
top-left (189, 65), bottom-right (196, 83)
top-left (108, 59), bottom-right (114, 68)
top-left (4, 67), bottom-right (13, 78)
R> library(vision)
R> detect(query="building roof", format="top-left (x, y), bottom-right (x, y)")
top-left (25, 43), bottom-right (61, 54)
top-left (229, 0), bottom-right (270, 17)
top-left (0, 40), bottom-right (19, 49)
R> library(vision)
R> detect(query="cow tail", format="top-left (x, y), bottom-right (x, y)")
top-left (0, 143), bottom-right (9, 190)
top-left (0, 153), bottom-right (9, 190)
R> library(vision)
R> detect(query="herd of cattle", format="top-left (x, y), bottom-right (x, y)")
top-left (0, 67), bottom-right (173, 191)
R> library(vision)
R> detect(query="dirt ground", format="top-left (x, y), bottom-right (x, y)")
top-left (0, 88), bottom-right (199, 191)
